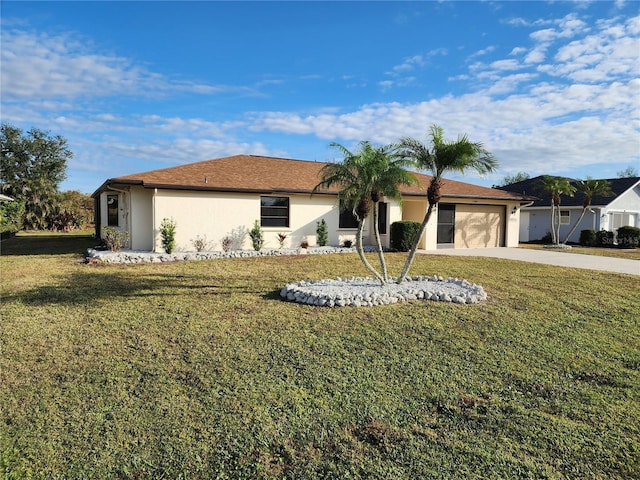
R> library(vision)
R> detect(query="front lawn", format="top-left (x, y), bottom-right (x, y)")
top-left (1, 234), bottom-right (639, 479)
top-left (519, 243), bottom-right (640, 261)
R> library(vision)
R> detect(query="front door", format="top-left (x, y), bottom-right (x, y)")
top-left (437, 204), bottom-right (455, 244)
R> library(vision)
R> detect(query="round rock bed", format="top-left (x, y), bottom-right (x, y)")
top-left (280, 276), bottom-right (487, 307)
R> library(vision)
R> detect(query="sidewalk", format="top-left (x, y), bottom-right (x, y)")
top-left (420, 247), bottom-right (639, 275)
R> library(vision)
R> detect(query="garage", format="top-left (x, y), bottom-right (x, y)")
top-left (451, 204), bottom-right (506, 248)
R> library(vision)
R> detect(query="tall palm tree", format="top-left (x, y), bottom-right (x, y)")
top-left (562, 178), bottom-right (612, 244)
top-left (537, 176), bottom-right (576, 245)
top-left (313, 141), bottom-right (417, 284)
top-left (396, 125), bottom-right (497, 284)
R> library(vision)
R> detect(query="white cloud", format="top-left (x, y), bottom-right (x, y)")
top-left (0, 27), bottom-right (252, 100)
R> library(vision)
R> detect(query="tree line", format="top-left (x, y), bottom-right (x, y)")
top-left (0, 123), bottom-right (93, 236)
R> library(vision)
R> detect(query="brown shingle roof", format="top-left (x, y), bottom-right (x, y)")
top-left (95, 154), bottom-right (528, 201)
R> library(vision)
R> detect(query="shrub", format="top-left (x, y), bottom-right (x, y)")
top-left (596, 230), bottom-right (614, 247)
top-left (160, 218), bottom-right (177, 253)
top-left (579, 229), bottom-right (597, 247)
top-left (0, 199), bottom-right (24, 236)
top-left (390, 221), bottom-right (421, 252)
top-left (316, 219), bottom-right (328, 247)
top-left (190, 235), bottom-right (210, 252)
top-left (276, 232), bottom-right (287, 249)
top-left (221, 236), bottom-right (233, 252)
top-left (300, 238), bottom-right (309, 249)
top-left (249, 220), bottom-right (264, 251)
top-left (103, 226), bottom-right (129, 252)
top-left (342, 239), bottom-right (353, 248)
top-left (617, 226), bottom-right (640, 248)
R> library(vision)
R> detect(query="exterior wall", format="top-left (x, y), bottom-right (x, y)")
top-left (98, 190), bottom-right (129, 246)
top-left (148, 190), bottom-right (402, 252)
top-left (525, 207), bottom-right (584, 243)
top-left (97, 187), bottom-right (522, 251)
top-left (600, 183), bottom-right (640, 233)
top-left (130, 187), bottom-right (153, 250)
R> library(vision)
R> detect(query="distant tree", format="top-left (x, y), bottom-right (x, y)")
top-left (494, 171), bottom-right (530, 187)
top-left (562, 178), bottom-right (613, 244)
top-left (57, 190), bottom-right (94, 227)
top-left (537, 176), bottom-right (576, 245)
top-left (396, 125), bottom-right (497, 283)
top-left (1, 123), bottom-right (72, 230)
top-left (616, 166), bottom-right (638, 178)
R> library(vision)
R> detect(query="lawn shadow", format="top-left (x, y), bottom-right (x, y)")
top-left (0, 234), bottom-right (99, 256)
top-left (10, 268), bottom-right (274, 307)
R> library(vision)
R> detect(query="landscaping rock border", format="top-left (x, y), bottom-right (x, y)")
top-left (280, 276), bottom-right (487, 307)
top-left (86, 245), bottom-right (373, 264)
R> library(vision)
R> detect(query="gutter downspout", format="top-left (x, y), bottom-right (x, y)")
top-left (106, 186), bottom-right (131, 248)
top-left (152, 188), bottom-right (157, 253)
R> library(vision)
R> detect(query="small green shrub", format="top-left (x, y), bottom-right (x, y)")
top-left (0, 199), bottom-right (24, 236)
top-left (580, 229), bottom-right (597, 247)
top-left (617, 226), bottom-right (640, 248)
top-left (316, 219), bottom-right (328, 247)
top-left (249, 220), bottom-right (264, 251)
top-left (103, 226), bottom-right (129, 252)
top-left (596, 230), bottom-right (614, 247)
top-left (160, 218), bottom-right (177, 253)
top-left (390, 221), bottom-right (421, 251)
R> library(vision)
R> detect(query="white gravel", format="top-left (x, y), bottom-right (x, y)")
top-left (280, 276), bottom-right (487, 307)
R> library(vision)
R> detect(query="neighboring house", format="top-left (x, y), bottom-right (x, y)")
top-left (499, 175), bottom-right (640, 243)
top-left (92, 154), bottom-right (533, 252)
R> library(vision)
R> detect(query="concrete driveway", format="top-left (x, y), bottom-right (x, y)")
top-left (421, 247), bottom-right (639, 275)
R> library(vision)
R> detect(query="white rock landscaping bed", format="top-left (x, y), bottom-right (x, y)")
top-left (86, 245), bottom-right (371, 264)
top-left (280, 276), bottom-right (487, 307)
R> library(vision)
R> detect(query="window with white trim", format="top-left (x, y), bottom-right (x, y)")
top-left (560, 210), bottom-right (570, 225)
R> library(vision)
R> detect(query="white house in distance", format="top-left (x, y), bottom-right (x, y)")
top-left (499, 175), bottom-right (640, 243)
top-left (92, 154), bottom-right (533, 252)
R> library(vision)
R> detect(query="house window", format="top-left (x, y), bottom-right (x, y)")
top-left (437, 204), bottom-right (455, 244)
top-left (560, 210), bottom-right (570, 225)
top-left (378, 202), bottom-right (388, 235)
top-left (261, 196), bottom-right (289, 227)
top-left (339, 206), bottom-right (359, 229)
top-left (107, 194), bottom-right (119, 226)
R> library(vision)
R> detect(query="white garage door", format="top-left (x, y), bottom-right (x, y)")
top-left (455, 204), bottom-right (505, 248)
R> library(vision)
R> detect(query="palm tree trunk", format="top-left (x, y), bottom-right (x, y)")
top-left (549, 203), bottom-right (557, 244)
top-left (371, 201), bottom-right (389, 282)
top-left (396, 201), bottom-right (436, 284)
top-left (563, 208), bottom-right (586, 244)
top-left (356, 219), bottom-right (385, 285)
top-left (554, 204), bottom-right (562, 245)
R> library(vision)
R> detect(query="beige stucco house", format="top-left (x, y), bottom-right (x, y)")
top-left (92, 154), bottom-right (532, 252)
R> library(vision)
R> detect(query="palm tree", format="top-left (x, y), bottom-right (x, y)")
top-left (562, 178), bottom-right (612, 244)
top-left (396, 125), bottom-right (497, 284)
top-left (313, 141), bottom-right (417, 284)
top-left (537, 176), bottom-right (576, 245)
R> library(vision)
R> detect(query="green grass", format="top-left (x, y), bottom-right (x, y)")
top-left (519, 243), bottom-right (640, 260)
top-left (1, 234), bottom-right (639, 479)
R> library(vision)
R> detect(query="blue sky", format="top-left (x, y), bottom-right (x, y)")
top-left (1, 1), bottom-right (639, 194)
